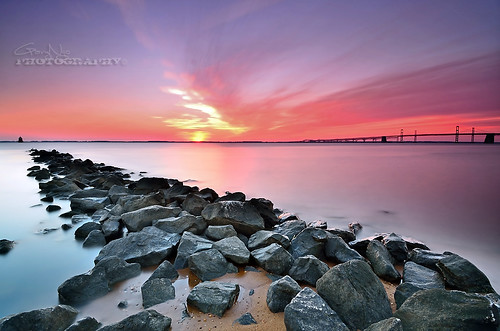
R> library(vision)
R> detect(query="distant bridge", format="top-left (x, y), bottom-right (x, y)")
top-left (303, 127), bottom-right (499, 144)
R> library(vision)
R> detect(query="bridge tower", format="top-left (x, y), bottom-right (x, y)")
top-left (400, 129), bottom-right (404, 142)
top-left (455, 126), bottom-right (459, 143)
top-left (471, 127), bottom-right (475, 143)
top-left (414, 130), bottom-right (417, 143)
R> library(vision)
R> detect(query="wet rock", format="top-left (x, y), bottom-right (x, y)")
top-left (273, 220), bottom-right (306, 240)
top-left (46, 204), bottom-right (61, 213)
top-left (61, 224), bottom-right (73, 231)
top-left (251, 243), bottom-right (294, 275)
top-left (0, 239), bottom-right (15, 254)
top-left (40, 196), bottom-right (54, 202)
top-left (71, 189), bottom-right (109, 198)
top-left (187, 281), bottom-right (240, 317)
top-left (93, 256), bottom-right (141, 285)
top-left (214, 236), bottom-right (251, 264)
top-left (403, 237), bottom-right (429, 251)
top-left (0, 304), bottom-right (78, 331)
top-left (117, 301), bottom-right (128, 309)
top-left (34, 168), bottom-right (51, 180)
top-left (174, 232), bottom-right (214, 269)
top-left (153, 212), bottom-right (206, 235)
top-left (71, 214), bottom-right (90, 224)
top-left (129, 177), bottom-right (170, 194)
top-left (237, 233), bottom-right (249, 246)
top-left (403, 261), bottom-right (445, 289)
top-left (233, 312), bottom-right (257, 325)
top-left (95, 226), bottom-right (181, 267)
top-left (188, 248), bottom-right (237, 281)
top-left (198, 187), bottom-right (219, 202)
top-left (122, 205), bottom-right (182, 232)
top-left (325, 234), bottom-right (364, 263)
top-left (75, 222), bottom-right (102, 239)
top-left (266, 275), bottom-right (302, 313)
top-left (348, 234), bottom-right (385, 256)
top-left (216, 191), bottom-right (245, 202)
top-left (316, 260), bottom-right (392, 330)
top-left (201, 201), bottom-right (265, 236)
top-left (82, 230), bottom-right (106, 247)
top-left (58, 268), bottom-right (110, 305)
top-left (277, 212), bottom-right (300, 223)
top-left (27, 165), bottom-right (40, 171)
top-left (407, 248), bottom-right (446, 271)
top-left (101, 218), bottom-right (122, 239)
top-left (248, 230), bottom-right (290, 250)
top-left (307, 220), bottom-right (327, 229)
top-left (348, 222), bottom-right (362, 234)
top-left (288, 227), bottom-right (329, 259)
top-left (325, 228), bottom-right (356, 243)
top-left (205, 224), bottom-right (237, 241)
top-left (162, 182), bottom-right (194, 202)
top-left (288, 255), bottom-right (329, 286)
top-left (394, 289), bottom-right (499, 331)
top-left (65, 317), bottom-right (101, 331)
top-left (141, 278), bottom-right (175, 308)
top-left (107, 185), bottom-right (130, 204)
top-left (119, 192), bottom-right (165, 214)
top-left (366, 240), bottom-right (401, 282)
top-left (249, 198), bottom-right (279, 228)
top-left (394, 282), bottom-right (423, 309)
top-left (97, 309), bottom-right (171, 331)
top-left (436, 252), bottom-right (495, 293)
top-left (70, 197), bottom-right (110, 214)
top-left (365, 317), bottom-right (403, 331)
top-left (382, 233), bottom-right (408, 262)
top-left (181, 193), bottom-right (208, 216)
top-left (150, 260), bottom-right (179, 281)
top-left (284, 287), bottom-right (349, 331)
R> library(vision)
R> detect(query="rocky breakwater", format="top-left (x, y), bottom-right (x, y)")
top-left (1, 148), bottom-right (498, 330)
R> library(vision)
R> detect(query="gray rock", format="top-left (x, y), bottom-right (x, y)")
top-left (394, 289), bottom-right (500, 331)
top-left (199, 187), bottom-right (219, 202)
top-left (162, 182), bottom-right (193, 201)
top-left (130, 177), bottom-right (170, 194)
top-left (237, 233), bottom-right (249, 246)
top-left (101, 218), bottom-right (121, 239)
top-left (348, 222), bottom-right (363, 234)
top-left (150, 260), bottom-right (179, 281)
top-left (153, 212), bottom-right (207, 235)
top-left (325, 228), bottom-right (356, 243)
top-left (201, 201), bottom-right (265, 236)
top-left (121, 205), bottom-right (182, 232)
top-left (233, 312), bottom-right (257, 325)
top-left (407, 248), bottom-right (446, 270)
top-left (181, 193), bottom-right (208, 216)
top-left (316, 260), bottom-right (392, 330)
top-left (394, 282), bottom-right (423, 309)
top-left (95, 226), bottom-right (181, 267)
top-left (251, 243), bottom-right (294, 275)
top-left (308, 220), bottom-right (327, 229)
top-left (97, 309), bottom-right (171, 331)
top-left (288, 227), bottom-right (330, 259)
top-left (436, 252), bottom-right (495, 293)
top-left (46, 204), bottom-right (61, 212)
top-left (266, 275), bottom-right (302, 313)
top-left (71, 189), bottom-right (109, 198)
top-left (93, 256), bottom-right (141, 285)
top-left (382, 233), bottom-right (408, 262)
top-left (187, 281), bottom-right (240, 317)
top-left (120, 192), bottom-right (165, 214)
top-left (39, 178), bottom-right (81, 197)
top-left (284, 287), bottom-right (349, 331)
top-left (249, 198), bottom-right (279, 228)
top-left (273, 220), bottom-right (306, 241)
top-left (40, 196), bottom-right (54, 202)
top-left (117, 301), bottom-right (128, 309)
top-left (91, 209), bottom-right (109, 223)
top-left (188, 248), bottom-right (237, 281)
top-left (61, 224), bottom-right (73, 231)
top-left (0, 305), bottom-right (78, 331)
top-left (325, 235), bottom-right (364, 263)
top-left (248, 230), bottom-right (290, 250)
top-left (403, 261), bottom-right (445, 289)
top-left (141, 278), bottom-right (175, 308)
top-left (174, 232), bottom-right (214, 269)
top-left (71, 214), bottom-right (90, 224)
top-left (205, 225), bottom-right (237, 241)
top-left (70, 197), bottom-right (110, 214)
top-left (0, 239), bottom-right (14, 254)
top-left (366, 240), bottom-right (401, 282)
top-left (75, 222), bottom-right (102, 239)
top-left (58, 268), bottom-right (110, 305)
top-left (82, 230), bottom-right (106, 247)
top-left (278, 212), bottom-right (300, 223)
top-left (365, 317), bottom-right (403, 331)
top-left (216, 191), bottom-right (245, 202)
top-left (214, 236), bottom-right (251, 264)
top-left (65, 317), bottom-right (101, 331)
top-left (288, 255), bottom-right (329, 286)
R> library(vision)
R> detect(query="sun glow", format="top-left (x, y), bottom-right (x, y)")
top-left (191, 131), bottom-right (208, 142)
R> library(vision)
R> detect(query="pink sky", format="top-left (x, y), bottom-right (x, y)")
top-left (1, 0), bottom-right (499, 141)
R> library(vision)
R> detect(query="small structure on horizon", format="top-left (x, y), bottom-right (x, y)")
top-left (17, 136), bottom-right (23, 143)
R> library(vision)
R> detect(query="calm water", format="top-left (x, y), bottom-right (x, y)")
top-left (1, 142), bottom-right (499, 318)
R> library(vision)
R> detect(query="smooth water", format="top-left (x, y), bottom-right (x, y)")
top-left (1, 142), bottom-right (499, 318)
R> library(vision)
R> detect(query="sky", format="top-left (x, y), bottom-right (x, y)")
top-left (0, 0), bottom-right (499, 142)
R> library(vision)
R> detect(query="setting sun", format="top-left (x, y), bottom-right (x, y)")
top-left (191, 131), bottom-right (208, 142)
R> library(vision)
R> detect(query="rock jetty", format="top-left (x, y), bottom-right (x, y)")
top-left (1, 148), bottom-right (497, 330)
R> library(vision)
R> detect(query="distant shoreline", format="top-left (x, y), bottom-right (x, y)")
top-left (0, 140), bottom-right (498, 144)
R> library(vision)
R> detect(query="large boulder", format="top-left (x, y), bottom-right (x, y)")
top-left (65, 317), bottom-right (101, 331)
top-left (119, 192), bottom-right (165, 214)
top-left (97, 309), bottom-right (171, 331)
top-left (394, 289), bottom-right (499, 330)
top-left (188, 248), bottom-right (238, 281)
top-left (382, 233), bottom-right (408, 262)
top-left (201, 201), bottom-right (265, 236)
top-left (284, 287), bottom-right (349, 331)
top-left (121, 205), bottom-right (181, 232)
top-left (436, 253), bottom-right (495, 293)
top-left (325, 228), bottom-right (356, 243)
top-left (205, 225), bottom-right (237, 241)
top-left (251, 243), bottom-right (294, 275)
top-left (149, 260), bottom-right (179, 281)
top-left (316, 260), bottom-right (392, 330)
top-left (39, 178), bottom-right (81, 197)
top-left (266, 275), bottom-right (302, 313)
top-left (273, 220), bottom-right (306, 241)
top-left (153, 212), bottom-right (206, 235)
top-left (181, 193), bottom-right (208, 216)
top-left (324, 235), bottom-right (364, 263)
top-left (216, 191), bottom-right (245, 202)
top-left (95, 226), bottom-right (181, 267)
top-left (70, 197), bottom-right (110, 214)
top-left (187, 282), bottom-right (240, 317)
top-left (101, 218), bottom-right (122, 240)
top-left (249, 198), bottom-right (279, 228)
top-left (173, 232), bottom-right (213, 269)
top-left (82, 230), bottom-right (106, 247)
top-left (407, 248), bottom-right (446, 271)
top-left (403, 261), bottom-right (445, 289)
top-left (74, 222), bottom-right (102, 239)
top-left (93, 256), bottom-right (141, 285)
top-left (58, 268), bottom-right (110, 305)
top-left (141, 278), bottom-right (175, 308)
top-left (288, 255), bottom-right (329, 286)
top-left (0, 305), bottom-right (78, 331)
top-left (129, 177), bottom-right (170, 194)
top-left (213, 236), bottom-right (251, 264)
top-left (365, 317), bottom-right (403, 331)
top-left (366, 240), bottom-right (401, 282)
top-left (288, 227), bottom-right (329, 259)
top-left (394, 282), bottom-right (423, 309)
top-left (71, 189), bottom-right (108, 199)
top-left (248, 230), bottom-right (290, 250)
